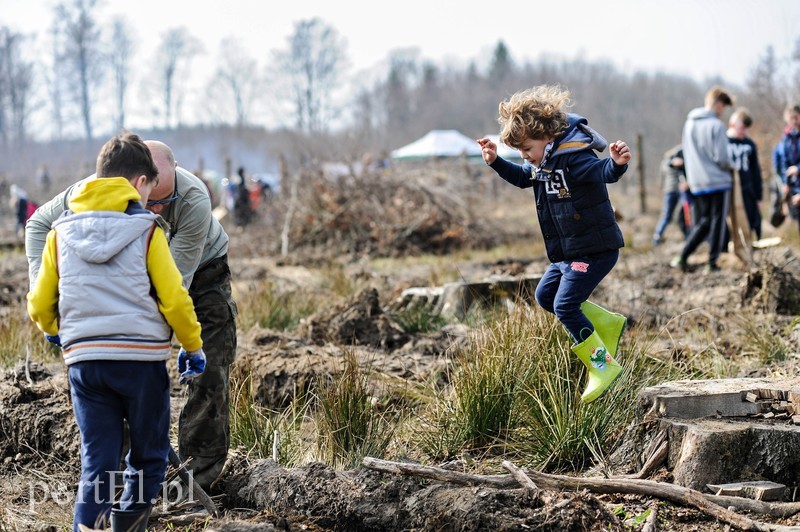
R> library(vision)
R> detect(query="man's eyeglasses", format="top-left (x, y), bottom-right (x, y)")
top-left (146, 191), bottom-right (179, 206)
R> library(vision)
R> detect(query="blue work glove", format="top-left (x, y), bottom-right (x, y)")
top-left (44, 333), bottom-right (61, 347)
top-left (177, 348), bottom-right (206, 385)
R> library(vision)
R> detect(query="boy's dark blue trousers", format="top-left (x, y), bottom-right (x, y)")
top-left (68, 359), bottom-right (170, 531)
top-left (535, 249), bottom-right (619, 342)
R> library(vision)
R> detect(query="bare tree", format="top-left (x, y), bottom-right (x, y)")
top-left (0, 30), bottom-right (7, 145)
top-left (55, 0), bottom-right (103, 140)
top-left (109, 17), bottom-right (135, 131)
top-left (206, 37), bottom-right (260, 126)
top-left (47, 23), bottom-right (67, 140)
top-left (0, 27), bottom-right (35, 145)
top-left (274, 18), bottom-right (346, 133)
top-left (155, 27), bottom-right (203, 129)
top-left (381, 49), bottom-right (420, 141)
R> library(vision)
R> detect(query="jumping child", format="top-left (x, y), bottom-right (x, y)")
top-left (477, 84), bottom-right (630, 403)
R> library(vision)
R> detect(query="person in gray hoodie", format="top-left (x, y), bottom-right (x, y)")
top-left (671, 86), bottom-right (734, 273)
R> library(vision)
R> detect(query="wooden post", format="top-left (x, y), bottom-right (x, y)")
top-left (637, 133), bottom-right (646, 214)
top-left (279, 154), bottom-right (289, 198)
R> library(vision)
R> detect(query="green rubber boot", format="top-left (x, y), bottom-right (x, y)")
top-left (580, 300), bottom-right (627, 358)
top-left (572, 330), bottom-right (623, 403)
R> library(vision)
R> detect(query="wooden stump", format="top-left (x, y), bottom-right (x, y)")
top-left (612, 377), bottom-right (800, 497)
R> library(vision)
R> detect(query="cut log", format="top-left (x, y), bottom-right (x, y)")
top-left (613, 378), bottom-right (800, 491)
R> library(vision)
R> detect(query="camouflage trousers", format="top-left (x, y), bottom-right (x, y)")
top-left (179, 255), bottom-right (237, 491)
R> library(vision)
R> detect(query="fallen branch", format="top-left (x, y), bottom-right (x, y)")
top-left (641, 502), bottom-right (658, 532)
top-left (363, 457), bottom-right (800, 532)
top-left (705, 495), bottom-right (800, 519)
top-left (168, 447), bottom-right (218, 517)
top-left (24, 345), bottom-right (33, 385)
top-left (517, 467), bottom-right (789, 531)
top-left (501, 460), bottom-right (538, 497)
top-left (362, 457), bottom-right (516, 489)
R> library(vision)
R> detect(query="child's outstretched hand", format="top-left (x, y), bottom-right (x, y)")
top-left (477, 138), bottom-right (497, 165)
top-left (610, 141), bottom-right (631, 165)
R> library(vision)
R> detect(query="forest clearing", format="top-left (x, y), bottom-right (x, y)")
top-left (1, 161), bottom-right (800, 531)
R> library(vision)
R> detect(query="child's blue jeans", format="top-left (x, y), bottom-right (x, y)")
top-left (535, 249), bottom-right (619, 343)
top-left (68, 360), bottom-right (171, 531)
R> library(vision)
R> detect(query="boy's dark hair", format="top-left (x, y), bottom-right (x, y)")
top-left (731, 107), bottom-right (753, 128)
top-left (96, 132), bottom-right (159, 183)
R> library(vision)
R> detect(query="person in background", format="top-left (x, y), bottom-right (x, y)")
top-left (36, 163), bottom-right (51, 193)
top-left (10, 184), bottom-right (30, 238)
top-left (773, 104), bottom-right (800, 235)
top-left (26, 132), bottom-right (205, 531)
top-left (652, 145), bottom-right (691, 245)
top-left (670, 86), bottom-right (734, 273)
top-left (26, 141), bottom-right (237, 494)
top-left (477, 84), bottom-right (631, 403)
top-left (233, 166), bottom-right (253, 227)
top-left (726, 107), bottom-right (763, 240)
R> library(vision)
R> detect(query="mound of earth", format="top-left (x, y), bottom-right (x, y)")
top-left (234, 286), bottom-right (470, 409)
top-left (0, 362), bottom-right (80, 473)
top-left (218, 459), bottom-right (623, 531)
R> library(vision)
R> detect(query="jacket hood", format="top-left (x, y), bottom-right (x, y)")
top-left (552, 114), bottom-right (608, 157)
top-left (687, 107), bottom-right (716, 121)
top-left (55, 211), bottom-right (157, 264)
top-left (68, 177), bottom-right (142, 213)
top-left (55, 178), bottom-right (157, 264)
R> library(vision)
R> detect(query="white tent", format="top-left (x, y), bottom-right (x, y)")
top-left (391, 129), bottom-right (481, 160)
top-left (484, 134), bottom-right (522, 160)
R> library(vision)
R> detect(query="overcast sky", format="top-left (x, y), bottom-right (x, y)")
top-left (2, 0), bottom-right (799, 133)
top-left (3, 0), bottom-right (797, 84)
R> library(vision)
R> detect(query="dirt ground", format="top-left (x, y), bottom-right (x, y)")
top-left (2, 178), bottom-right (800, 531)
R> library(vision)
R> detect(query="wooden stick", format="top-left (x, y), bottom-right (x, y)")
top-left (501, 460), bottom-right (538, 496)
top-left (25, 345), bottom-right (33, 385)
top-left (641, 502), bottom-right (658, 532)
top-left (705, 495), bottom-right (800, 519)
top-left (362, 457), bottom-right (516, 488)
top-left (168, 447), bottom-right (218, 517)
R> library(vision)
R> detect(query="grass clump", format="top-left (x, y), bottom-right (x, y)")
top-left (229, 368), bottom-right (309, 467)
top-left (0, 308), bottom-right (61, 368)
top-left (415, 305), bottom-right (690, 470)
top-left (235, 279), bottom-right (321, 332)
top-left (733, 312), bottom-right (788, 365)
top-left (314, 349), bottom-right (398, 469)
top-left (388, 303), bottom-right (447, 334)
top-left (512, 325), bottom-right (684, 471)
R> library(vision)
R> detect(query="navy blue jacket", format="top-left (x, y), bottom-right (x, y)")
top-left (773, 128), bottom-right (800, 196)
top-left (727, 136), bottom-right (762, 201)
top-left (489, 114), bottom-right (627, 263)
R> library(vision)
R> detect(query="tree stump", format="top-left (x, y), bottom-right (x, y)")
top-left (612, 377), bottom-right (800, 498)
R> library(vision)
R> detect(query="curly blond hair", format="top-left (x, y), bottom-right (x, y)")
top-left (498, 85), bottom-right (571, 148)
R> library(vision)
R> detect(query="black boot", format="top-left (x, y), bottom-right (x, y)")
top-left (110, 505), bottom-right (151, 532)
